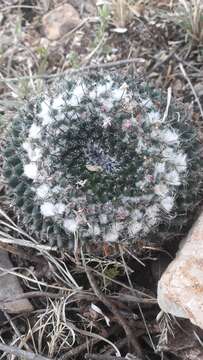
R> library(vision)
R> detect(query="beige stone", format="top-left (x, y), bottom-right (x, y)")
top-left (158, 212), bottom-right (203, 329)
top-left (42, 4), bottom-right (80, 41)
top-left (0, 251), bottom-right (33, 313)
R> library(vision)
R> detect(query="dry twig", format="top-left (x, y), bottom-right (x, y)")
top-left (0, 58), bottom-right (142, 83)
top-left (85, 355), bottom-right (127, 360)
top-left (0, 342), bottom-right (51, 360)
top-left (81, 251), bottom-right (144, 359)
top-left (179, 63), bottom-right (203, 119)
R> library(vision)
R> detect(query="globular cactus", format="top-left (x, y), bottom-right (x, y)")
top-left (3, 72), bottom-right (202, 249)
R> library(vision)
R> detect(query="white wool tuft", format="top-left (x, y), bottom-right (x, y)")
top-left (145, 204), bottom-right (159, 226)
top-left (154, 183), bottom-right (168, 197)
top-left (131, 209), bottom-right (143, 221)
top-left (163, 147), bottom-right (174, 160)
top-left (89, 224), bottom-right (101, 236)
top-left (161, 196), bottom-right (174, 212)
top-left (150, 129), bottom-right (159, 140)
top-left (68, 84), bottom-right (86, 106)
top-left (36, 184), bottom-right (50, 199)
top-left (22, 141), bottom-right (32, 156)
top-left (137, 138), bottom-right (146, 153)
top-left (54, 202), bottom-right (66, 215)
top-left (95, 84), bottom-right (107, 96)
top-left (163, 148), bottom-right (187, 172)
top-left (23, 142), bottom-right (42, 162)
top-left (40, 202), bottom-right (55, 217)
top-left (29, 124), bottom-right (41, 139)
top-left (99, 213), bottom-right (108, 224)
top-left (95, 76), bottom-right (113, 97)
top-left (142, 98), bottom-right (153, 109)
top-left (52, 185), bottom-right (61, 194)
top-left (24, 163), bottom-right (38, 180)
top-left (39, 100), bottom-right (53, 125)
top-left (173, 153), bottom-right (187, 172)
top-left (104, 229), bottom-right (119, 242)
top-left (166, 170), bottom-right (180, 186)
top-left (154, 162), bottom-right (165, 177)
top-left (63, 218), bottom-right (78, 233)
top-left (102, 116), bottom-right (112, 128)
top-left (161, 129), bottom-right (179, 144)
top-left (31, 148), bottom-right (42, 162)
top-left (163, 147), bottom-right (179, 167)
top-left (102, 98), bottom-right (114, 111)
top-left (52, 94), bottom-right (65, 110)
top-left (128, 221), bottom-right (142, 235)
top-left (112, 87), bottom-right (124, 101)
top-left (147, 111), bottom-right (160, 124)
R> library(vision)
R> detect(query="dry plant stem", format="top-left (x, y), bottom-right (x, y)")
top-left (0, 58), bottom-right (142, 83)
top-left (0, 266), bottom-right (69, 291)
top-left (85, 355), bottom-right (127, 360)
top-left (3, 311), bottom-right (32, 351)
top-left (179, 62), bottom-right (203, 119)
top-left (1, 5), bottom-right (43, 11)
top-left (0, 291), bottom-right (68, 305)
top-left (82, 253), bottom-right (143, 359)
top-left (0, 343), bottom-right (51, 360)
top-left (60, 339), bottom-right (99, 360)
top-left (82, 36), bottom-right (105, 65)
top-left (0, 243), bottom-right (45, 263)
top-left (65, 253), bottom-right (154, 302)
top-left (63, 18), bottom-right (89, 44)
top-left (0, 237), bottom-right (57, 251)
top-left (103, 338), bottom-right (127, 356)
top-left (9, 289), bottom-right (154, 309)
top-left (60, 324), bottom-right (120, 360)
top-left (147, 46), bottom-right (181, 75)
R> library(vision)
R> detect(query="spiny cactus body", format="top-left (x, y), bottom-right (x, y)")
top-left (3, 72), bottom-right (202, 248)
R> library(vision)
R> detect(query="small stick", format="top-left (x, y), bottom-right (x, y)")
top-left (3, 312), bottom-right (32, 351)
top-left (85, 355), bottom-right (127, 360)
top-left (0, 290), bottom-right (68, 304)
top-left (60, 324), bottom-right (121, 360)
top-left (0, 342), bottom-right (51, 360)
top-left (60, 339), bottom-right (98, 360)
top-left (179, 63), bottom-right (203, 120)
top-left (0, 237), bottom-right (57, 251)
top-left (147, 46), bottom-right (181, 75)
top-left (0, 58), bottom-right (142, 83)
top-left (82, 252), bottom-right (143, 359)
top-left (103, 338), bottom-right (128, 356)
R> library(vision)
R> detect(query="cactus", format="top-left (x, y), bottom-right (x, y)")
top-left (3, 72), bottom-right (202, 249)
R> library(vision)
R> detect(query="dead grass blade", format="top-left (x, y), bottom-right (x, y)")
top-left (0, 342), bottom-right (51, 360)
top-left (172, 0), bottom-right (203, 43)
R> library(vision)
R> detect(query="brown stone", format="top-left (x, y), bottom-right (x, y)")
top-left (0, 251), bottom-right (33, 313)
top-left (42, 4), bottom-right (80, 41)
top-left (158, 212), bottom-right (203, 329)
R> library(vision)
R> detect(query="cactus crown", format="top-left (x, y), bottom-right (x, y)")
top-left (3, 72), bottom-right (202, 248)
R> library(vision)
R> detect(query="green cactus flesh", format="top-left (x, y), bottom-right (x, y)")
top-left (3, 72), bottom-right (203, 248)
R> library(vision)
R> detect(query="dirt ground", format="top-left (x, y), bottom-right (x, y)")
top-left (0, 1), bottom-right (203, 360)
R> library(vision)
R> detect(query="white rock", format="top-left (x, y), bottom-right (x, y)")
top-left (158, 212), bottom-right (203, 329)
